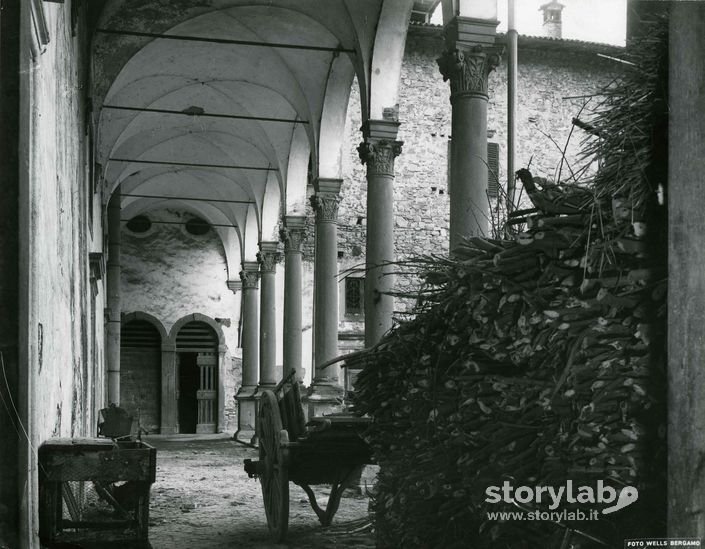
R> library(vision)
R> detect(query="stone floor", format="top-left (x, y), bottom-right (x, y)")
top-left (141, 434), bottom-right (376, 549)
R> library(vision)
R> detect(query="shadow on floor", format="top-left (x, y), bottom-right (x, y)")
top-left (43, 541), bottom-right (152, 549)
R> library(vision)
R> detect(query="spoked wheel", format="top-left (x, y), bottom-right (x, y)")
top-left (257, 390), bottom-right (290, 542)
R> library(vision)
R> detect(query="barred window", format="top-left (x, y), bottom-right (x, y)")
top-left (344, 277), bottom-right (364, 315)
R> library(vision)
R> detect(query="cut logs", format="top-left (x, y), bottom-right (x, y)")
top-left (348, 21), bottom-right (668, 549)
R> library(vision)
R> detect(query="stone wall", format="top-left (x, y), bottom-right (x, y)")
top-left (318, 28), bottom-right (624, 345)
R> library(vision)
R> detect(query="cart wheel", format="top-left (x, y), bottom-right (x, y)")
top-left (258, 390), bottom-right (290, 542)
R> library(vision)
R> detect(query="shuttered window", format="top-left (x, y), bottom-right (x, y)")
top-left (487, 142), bottom-right (500, 198)
top-left (176, 321), bottom-right (218, 351)
top-left (447, 140), bottom-right (501, 198)
top-left (121, 320), bottom-right (160, 348)
top-left (344, 277), bottom-right (364, 316)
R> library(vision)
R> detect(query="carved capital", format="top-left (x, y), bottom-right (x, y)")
top-left (257, 250), bottom-right (280, 273)
top-left (357, 140), bottom-right (403, 177)
top-left (437, 45), bottom-right (502, 98)
top-left (280, 226), bottom-right (305, 253)
top-left (239, 269), bottom-right (259, 290)
top-left (257, 241), bottom-right (280, 273)
top-left (310, 194), bottom-right (340, 224)
top-left (280, 215), bottom-right (306, 253)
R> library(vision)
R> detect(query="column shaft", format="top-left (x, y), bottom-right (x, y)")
top-left (358, 128), bottom-right (402, 346)
top-left (451, 93), bottom-right (488, 244)
top-left (307, 180), bottom-right (344, 417)
top-left (311, 186), bottom-right (341, 382)
top-left (106, 190), bottom-right (121, 405)
top-left (281, 217), bottom-right (306, 382)
top-left (258, 243), bottom-right (279, 387)
top-left (160, 347), bottom-right (177, 434)
top-left (235, 267), bottom-right (258, 442)
top-left (438, 45), bottom-right (502, 249)
top-left (240, 269), bottom-right (259, 387)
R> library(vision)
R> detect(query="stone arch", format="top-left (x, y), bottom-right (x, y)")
top-left (167, 313), bottom-right (228, 433)
top-left (368, 0), bottom-right (414, 120)
top-left (122, 311), bottom-right (168, 343)
top-left (168, 313), bottom-right (227, 352)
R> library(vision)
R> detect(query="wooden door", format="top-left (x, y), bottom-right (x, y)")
top-left (196, 353), bottom-right (217, 433)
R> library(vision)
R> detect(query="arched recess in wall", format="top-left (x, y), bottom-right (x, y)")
top-left (120, 312), bottom-right (168, 434)
top-left (168, 314), bottom-right (227, 434)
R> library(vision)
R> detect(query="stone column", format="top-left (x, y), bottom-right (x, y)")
top-left (106, 189), bottom-right (122, 405)
top-left (257, 242), bottom-right (280, 388)
top-left (438, 43), bottom-right (502, 249)
top-left (280, 216), bottom-right (306, 383)
top-left (358, 121), bottom-right (403, 347)
top-left (668, 2), bottom-right (705, 538)
top-left (224, 280), bottom-right (241, 433)
top-left (234, 263), bottom-right (259, 443)
top-left (306, 179), bottom-right (344, 416)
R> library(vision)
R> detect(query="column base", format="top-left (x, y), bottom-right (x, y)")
top-left (304, 381), bottom-right (345, 418)
top-left (257, 381), bottom-right (277, 392)
top-left (234, 385), bottom-right (257, 443)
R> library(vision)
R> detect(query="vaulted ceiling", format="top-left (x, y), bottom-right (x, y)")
top-left (93, 0), bottom-right (413, 275)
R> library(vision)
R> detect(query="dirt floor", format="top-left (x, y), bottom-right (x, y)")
top-left (143, 435), bottom-right (376, 549)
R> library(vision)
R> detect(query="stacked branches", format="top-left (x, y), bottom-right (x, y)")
top-left (350, 22), bottom-right (668, 549)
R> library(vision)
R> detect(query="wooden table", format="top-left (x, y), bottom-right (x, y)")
top-left (38, 438), bottom-right (156, 546)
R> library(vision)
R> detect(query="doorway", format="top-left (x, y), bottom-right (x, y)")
top-left (177, 353), bottom-right (199, 433)
top-left (175, 321), bottom-right (219, 434)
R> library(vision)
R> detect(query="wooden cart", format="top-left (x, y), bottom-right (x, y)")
top-left (244, 372), bottom-right (373, 542)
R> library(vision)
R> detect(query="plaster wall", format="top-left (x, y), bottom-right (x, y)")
top-left (14, 2), bottom-right (105, 545)
top-left (120, 209), bottom-right (243, 431)
top-left (24, 3), bottom-right (102, 447)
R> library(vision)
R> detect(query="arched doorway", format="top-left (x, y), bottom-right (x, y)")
top-left (120, 319), bottom-right (162, 434)
top-left (176, 321), bottom-right (219, 434)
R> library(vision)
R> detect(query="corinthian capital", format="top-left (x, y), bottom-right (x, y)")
top-left (280, 227), bottom-right (304, 253)
top-left (239, 268), bottom-right (259, 290)
top-left (257, 251), bottom-right (280, 273)
top-left (310, 194), bottom-right (340, 224)
top-left (357, 139), bottom-right (403, 177)
top-left (280, 215), bottom-right (306, 253)
top-left (257, 242), bottom-right (280, 273)
top-left (437, 45), bottom-right (503, 98)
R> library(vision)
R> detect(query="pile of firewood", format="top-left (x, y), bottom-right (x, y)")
top-left (349, 20), bottom-right (668, 549)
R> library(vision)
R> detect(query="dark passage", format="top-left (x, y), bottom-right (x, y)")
top-left (178, 353), bottom-right (198, 434)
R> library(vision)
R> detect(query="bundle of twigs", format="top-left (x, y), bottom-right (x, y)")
top-left (348, 21), bottom-right (667, 549)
